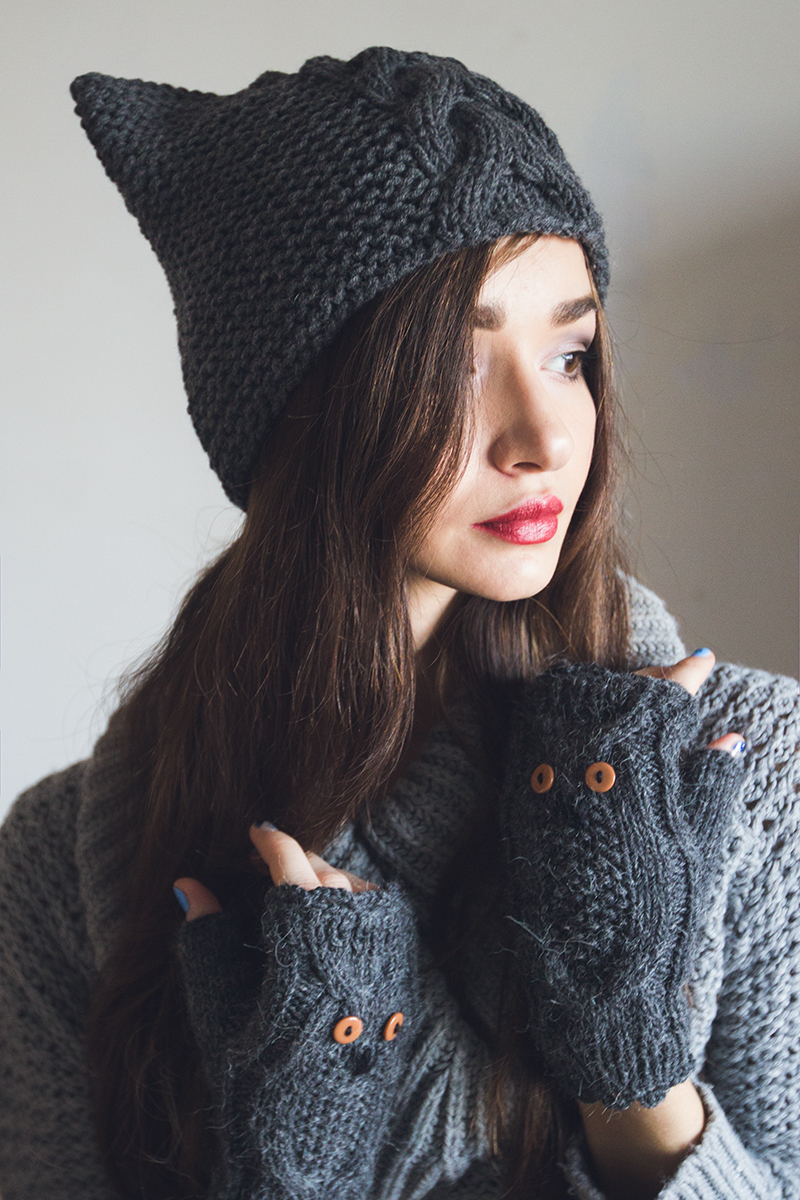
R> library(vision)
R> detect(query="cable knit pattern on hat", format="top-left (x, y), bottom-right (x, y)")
top-left (1, 579), bottom-right (798, 1199)
top-left (70, 48), bottom-right (608, 507)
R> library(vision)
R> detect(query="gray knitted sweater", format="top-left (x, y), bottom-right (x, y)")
top-left (0, 580), bottom-right (798, 1198)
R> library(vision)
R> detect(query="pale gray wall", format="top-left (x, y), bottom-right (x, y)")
top-left (2, 0), bottom-right (798, 815)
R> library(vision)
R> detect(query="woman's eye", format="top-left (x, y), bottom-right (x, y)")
top-left (545, 350), bottom-right (585, 379)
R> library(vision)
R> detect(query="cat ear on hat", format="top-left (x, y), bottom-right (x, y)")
top-left (70, 72), bottom-right (193, 217)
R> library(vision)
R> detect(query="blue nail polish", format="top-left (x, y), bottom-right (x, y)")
top-left (255, 820), bottom-right (278, 831)
top-left (173, 886), bottom-right (189, 913)
top-left (732, 739), bottom-right (747, 756)
top-left (692, 647), bottom-right (713, 657)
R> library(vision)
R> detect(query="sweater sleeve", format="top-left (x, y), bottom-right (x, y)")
top-left (558, 666), bottom-right (800, 1199)
top-left (0, 766), bottom-right (119, 1200)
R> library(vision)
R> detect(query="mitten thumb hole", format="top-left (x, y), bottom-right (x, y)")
top-left (680, 748), bottom-right (743, 844)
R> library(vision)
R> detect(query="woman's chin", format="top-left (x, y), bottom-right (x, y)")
top-left (462, 561), bottom-right (559, 603)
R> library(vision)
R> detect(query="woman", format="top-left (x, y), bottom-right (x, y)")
top-left (0, 46), bottom-right (797, 1200)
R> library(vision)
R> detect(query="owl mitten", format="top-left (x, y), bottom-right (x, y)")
top-left (176, 880), bottom-right (422, 1200)
top-left (500, 662), bottom-right (743, 1109)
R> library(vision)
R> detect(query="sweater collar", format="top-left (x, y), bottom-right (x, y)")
top-left (75, 577), bottom-right (686, 968)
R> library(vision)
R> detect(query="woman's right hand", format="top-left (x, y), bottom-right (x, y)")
top-left (174, 823), bottom-right (377, 920)
top-left (173, 831), bottom-right (420, 1198)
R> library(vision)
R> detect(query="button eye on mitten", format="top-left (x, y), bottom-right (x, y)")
top-left (333, 1016), bottom-right (364, 1043)
top-left (501, 661), bottom-right (744, 1110)
top-left (176, 881), bottom-right (421, 1198)
top-left (530, 763), bottom-right (554, 792)
top-left (584, 761), bottom-right (615, 792)
top-left (331, 1012), bottom-right (405, 1043)
top-left (383, 1011), bottom-right (405, 1041)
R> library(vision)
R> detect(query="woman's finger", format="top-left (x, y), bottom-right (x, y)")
top-left (635, 648), bottom-right (716, 697)
top-left (707, 732), bottom-right (747, 757)
top-left (304, 852), bottom-right (356, 891)
top-left (249, 823), bottom-right (322, 890)
top-left (305, 852), bottom-right (378, 893)
top-left (173, 877), bottom-right (223, 922)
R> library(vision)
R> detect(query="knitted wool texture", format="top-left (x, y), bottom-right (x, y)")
top-left (177, 882), bottom-right (423, 1199)
top-left (70, 47), bottom-right (609, 508)
top-left (1, 584), bottom-right (799, 1198)
top-left (499, 663), bottom-right (744, 1109)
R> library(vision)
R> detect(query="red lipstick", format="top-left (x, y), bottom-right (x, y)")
top-left (474, 495), bottom-right (564, 545)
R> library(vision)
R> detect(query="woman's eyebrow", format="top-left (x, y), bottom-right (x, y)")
top-left (471, 295), bottom-right (598, 330)
top-left (550, 295), bottom-right (597, 326)
top-left (472, 302), bottom-right (506, 330)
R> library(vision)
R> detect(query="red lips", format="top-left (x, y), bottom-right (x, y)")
top-left (474, 495), bottom-right (563, 545)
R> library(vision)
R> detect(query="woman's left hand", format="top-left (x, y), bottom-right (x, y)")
top-left (636, 648), bottom-right (745, 755)
top-left (499, 648), bottom-right (746, 1112)
top-left (175, 825), bottom-right (377, 922)
top-left (572, 651), bottom-right (741, 1197)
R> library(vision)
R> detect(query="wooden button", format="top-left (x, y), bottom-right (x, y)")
top-left (585, 762), bottom-right (615, 792)
top-left (530, 763), bottom-right (554, 793)
top-left (333, 1016), bottom-right (363, 1044)
top-left (383, 1012), bottom-right (404, 1042)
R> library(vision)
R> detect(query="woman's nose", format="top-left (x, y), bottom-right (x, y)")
top-left (487, 380), bottom-right (575, 475)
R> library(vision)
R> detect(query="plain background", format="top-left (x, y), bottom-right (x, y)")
top-left (1, 0), bottom-right (798, 817)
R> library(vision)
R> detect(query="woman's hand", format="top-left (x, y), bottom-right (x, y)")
top-left (574, 650), bottom-right (742, 1199)
top-left (636, 648), bottom-right (745, 757)
top-left (174, 824), bottom-right (378, 920)
top-left (499, 647), bottom-right (746, 1110)
top-left (578, 1080), bottom-right (707, 1200)
top-left (173, 836), bottom-right (421, 1198)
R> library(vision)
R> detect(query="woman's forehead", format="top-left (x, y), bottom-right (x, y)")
top-left (476, 237), bottom-right (596, 327)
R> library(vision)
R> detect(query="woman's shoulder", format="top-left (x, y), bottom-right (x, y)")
top-left (623, 575), bottom-right (687, 667)
top-left (698, 661), bottom-right (799, 886)
top-left (624, 575), bottom-right (799, 837)
top-left (0, 759), bottom-right (89, 880)
top-left (0, 759), bottom-right (97, 986)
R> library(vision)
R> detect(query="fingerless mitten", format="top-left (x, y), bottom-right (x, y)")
top-left (177, 880), bottom-right (422, 1199)
top-left (500, 662), bottom-right (743, 1109)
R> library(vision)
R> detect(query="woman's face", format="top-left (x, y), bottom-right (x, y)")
top-left (407, 235), bottom-right (598, 641)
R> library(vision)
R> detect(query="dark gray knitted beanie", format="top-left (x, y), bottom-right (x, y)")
top-left (71, 47), bottom-right (609, 509)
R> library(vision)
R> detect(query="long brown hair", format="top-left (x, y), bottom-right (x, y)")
top-left (86, 233), bottom-right (631, 1198)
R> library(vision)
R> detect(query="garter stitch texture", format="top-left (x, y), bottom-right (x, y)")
top-left (69, 48), bottom-right (609, 508)
top-left (0, 581), bottom-right (798, 1199)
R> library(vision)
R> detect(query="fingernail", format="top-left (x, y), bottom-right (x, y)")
top-left (731, 739), bottom-right (747, 756)
top-left (691, 647), bottom-right (713, 657)
top-left (173, 886), bottom-right (189, 913)
top-left (254, 820), bottom-right (278, 831)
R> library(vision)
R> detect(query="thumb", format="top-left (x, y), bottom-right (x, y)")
top-left (706, 732), bottom-right (746, 758)
top-left (635, 649), bottom-right (716, 697)
top-left (173, 877), bottom-right (223, 921)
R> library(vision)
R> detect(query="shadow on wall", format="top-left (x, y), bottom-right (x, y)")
top-left (608, 198), bottom-right (799, 679)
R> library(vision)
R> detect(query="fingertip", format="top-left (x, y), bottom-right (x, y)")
top-left (683, 649), bottom-right (715, 671)
top-left (706, 732), bottom-right (746, 757)
top-left (249, 821), bottom-right (279, 848)
top-left (173, 876), bottom-right (223, 921)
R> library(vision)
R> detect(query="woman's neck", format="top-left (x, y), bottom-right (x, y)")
top-left (382, 574), bottom-right (461, 795)
top-left (407, 571), bottom-right (458, 654)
